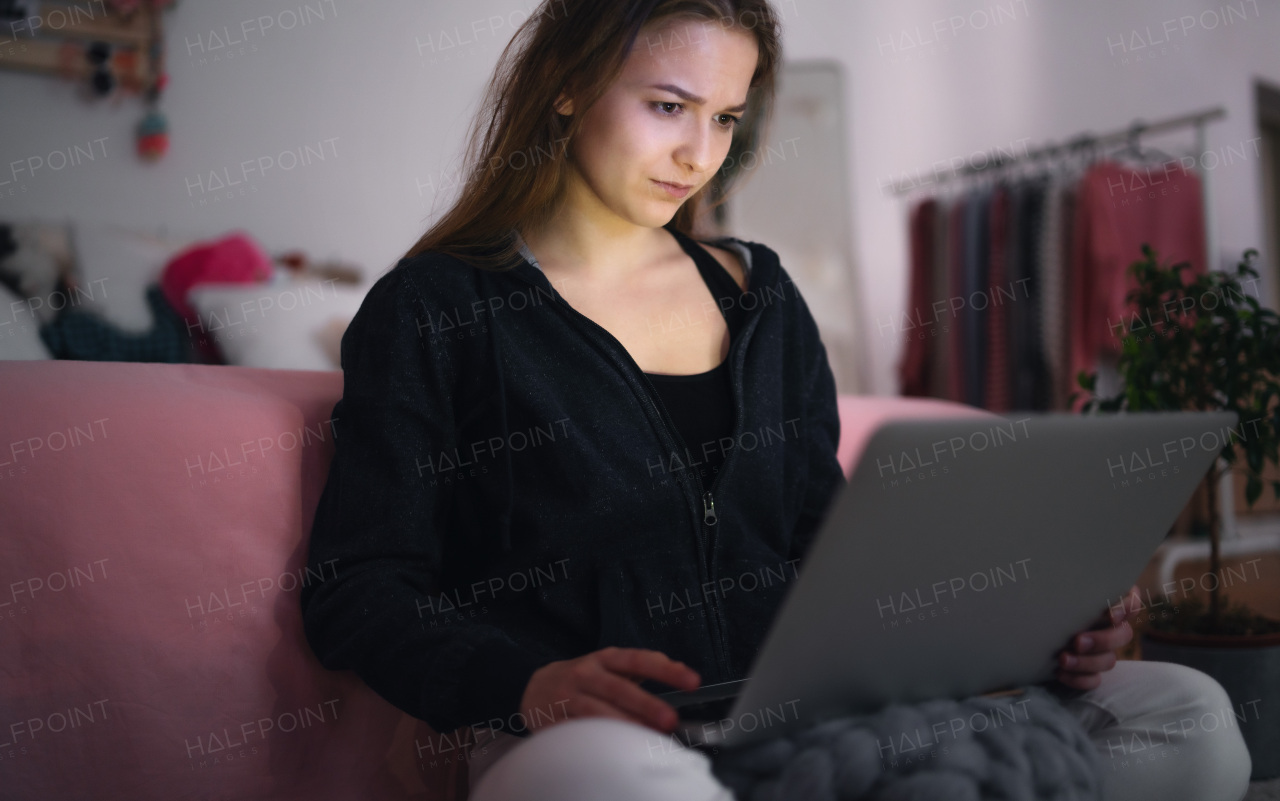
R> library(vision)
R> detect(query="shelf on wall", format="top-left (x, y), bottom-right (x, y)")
top-left (0, 1), bottom-right (162, 94)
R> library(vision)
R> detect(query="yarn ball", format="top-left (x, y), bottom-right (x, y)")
top-left (137, 110), bottom-right (169, 161)
top-left (708, 685), bottom-right (1103, 801)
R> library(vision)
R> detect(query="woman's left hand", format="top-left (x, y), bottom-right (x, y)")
top-left (1054, 584), bottom-right (1141, 691)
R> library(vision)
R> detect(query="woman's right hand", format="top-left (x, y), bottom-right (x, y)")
top-left (517, 646), bottom-right (700, 735)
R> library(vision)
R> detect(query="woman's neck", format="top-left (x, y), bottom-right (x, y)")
top-left (517, 219), bottom-right (680, 284)
top-left (519, 175), bottom-right (686, 284)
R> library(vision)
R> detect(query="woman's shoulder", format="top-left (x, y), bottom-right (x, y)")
top-left (698, 235), bottom-right (821, 332)
top-left (340, 251), bottom-right (491, 348)
top-left (359, 248), bottom-right (502, 313)
top-left (698, 234), bottom-right (797, 293)
top-left (699, 239), bottom-right (750, 292)
top-left (388, 248), bottom-right (486, 289)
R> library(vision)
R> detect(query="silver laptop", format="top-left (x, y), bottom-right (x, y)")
top-left (657, 410), bottom-right (1238, 750)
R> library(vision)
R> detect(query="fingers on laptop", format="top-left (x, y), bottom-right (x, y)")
top-left (1056, 649), bottom-right (1119, 690)
top-left (1076, 621), bottom-right (1134, 654)
top-left (1055, 620), bottom-right (1132, 684)
top-left (589, 647), bottom-right (701, 731)
top-left (579, 667), bottom-right (682, 732)
top-left (598, 646), bottom-right (701, 691)
top-left (1107, 585), bottom-right (1142, 625)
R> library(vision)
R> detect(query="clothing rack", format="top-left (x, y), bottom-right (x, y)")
top-left (890, 104), bottom-right (1228, 319)
top-left (890, 104), bottom-right (1228, 404)
top-left (887, 106), bottom-right (1227, 196)
top-left (894, 107), bottom-right (1239, 540)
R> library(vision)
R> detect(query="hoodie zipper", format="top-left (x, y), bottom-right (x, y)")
top-left (504, 236), bottom-right (765, 682)
top-left (539, 289), bottom-right (762, 685)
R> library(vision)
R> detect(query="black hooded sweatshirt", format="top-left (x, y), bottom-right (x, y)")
top-left (300, 224), bottom-right (846, 738)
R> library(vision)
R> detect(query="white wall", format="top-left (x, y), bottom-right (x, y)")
top-left (1, 0), bottom-right (542, 276)
top-left (4, 0), bottom-right (1278, 394)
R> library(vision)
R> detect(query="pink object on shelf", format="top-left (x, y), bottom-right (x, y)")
top-left (160, 231), bottom-right (274, 362)
top-left (0, 359), bottom-right (988, 800)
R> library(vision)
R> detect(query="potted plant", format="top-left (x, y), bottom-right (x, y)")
top-left (1075, 245), bottom-right (1280, 781)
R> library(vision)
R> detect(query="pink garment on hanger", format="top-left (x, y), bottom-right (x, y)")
top-left (1067, 160), bottom-right (1207, 409)
top-left (899, 199), bottom-right (936, 396)
top-left (945, 198), bottom-right (968, 403)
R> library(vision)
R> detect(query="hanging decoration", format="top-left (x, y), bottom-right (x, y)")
top-left (0, 0), bottom-right (179, 162)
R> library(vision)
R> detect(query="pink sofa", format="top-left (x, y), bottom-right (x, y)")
top-left (0, 359), bottom-right (988, 800)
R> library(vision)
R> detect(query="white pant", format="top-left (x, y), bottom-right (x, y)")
top-left (466, 660), bottom-right (1253, 801)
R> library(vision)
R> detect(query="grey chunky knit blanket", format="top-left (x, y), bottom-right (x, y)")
top-left (707, 685), bottom-right (1103, 801)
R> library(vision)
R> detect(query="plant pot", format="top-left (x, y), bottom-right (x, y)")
top-left (1140, 629), bottom-right (1280, 780)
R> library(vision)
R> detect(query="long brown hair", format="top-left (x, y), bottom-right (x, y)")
top-left (403, 0), bottom-right (783, 271)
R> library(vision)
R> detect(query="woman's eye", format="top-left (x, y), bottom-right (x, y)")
top-left (653, 102), bottom-right (741, 129)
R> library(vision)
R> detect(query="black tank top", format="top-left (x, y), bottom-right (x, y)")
top-left (643, 228), bottom-right (748, 488)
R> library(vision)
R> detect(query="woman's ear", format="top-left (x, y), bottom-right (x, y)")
top-left (554, 91), bottom-right (573, 116)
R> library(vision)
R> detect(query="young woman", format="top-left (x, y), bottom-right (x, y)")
top-left (301, 2), bottom-right (1253, 799)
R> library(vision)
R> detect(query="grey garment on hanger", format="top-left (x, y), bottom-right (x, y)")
top-left (1009, 176), bottom-right (1050, 410)
top-left (927, 195), bottom-right (952, 398)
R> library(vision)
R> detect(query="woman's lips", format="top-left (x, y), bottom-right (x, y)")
top-left (653, 180), bottom-right (692, 199)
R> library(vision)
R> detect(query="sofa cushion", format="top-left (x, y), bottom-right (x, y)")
top-left (186, 277), bottom-right (367, 370)
top-left (834, 394), bottom-right (996, 476)
top-left (0, 360), bottom-right (465, 801)
top-left (0, 359), bottom-right (988, 800)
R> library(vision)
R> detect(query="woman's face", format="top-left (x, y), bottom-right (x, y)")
top-left (558, 17), bottom-right (760, 230)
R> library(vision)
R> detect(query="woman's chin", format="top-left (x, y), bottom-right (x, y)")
top-left (638, 198), bottom-right (686, 225)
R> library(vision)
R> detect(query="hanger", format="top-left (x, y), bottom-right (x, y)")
top-left (1107, 121), bottom-right (1178, 166)
top-left (1019, 142), bottom-right (1054, 184)
top-left (1046, 134), bottom-right (1096, 180)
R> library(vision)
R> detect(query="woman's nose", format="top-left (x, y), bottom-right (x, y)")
top-left (675, 121), bottom-right (717, 175)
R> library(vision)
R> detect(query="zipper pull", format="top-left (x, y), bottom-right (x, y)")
top-left (703, 490), bottom-right (717, 526)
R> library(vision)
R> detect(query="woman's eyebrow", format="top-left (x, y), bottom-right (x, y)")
top-left (649, 83), bottom-right (747, 113)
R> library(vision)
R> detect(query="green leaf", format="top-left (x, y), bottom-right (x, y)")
top-left (1246, 475), bottom-right (1262, 506)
